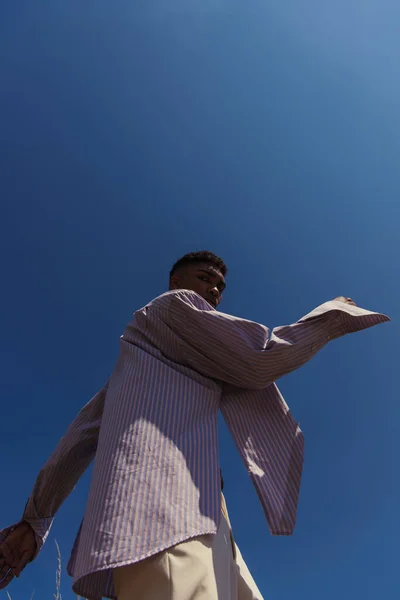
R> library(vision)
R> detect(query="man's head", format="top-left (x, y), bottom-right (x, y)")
top-left (169, 251), bottom-right (227, 308)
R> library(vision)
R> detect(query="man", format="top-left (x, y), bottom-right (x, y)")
top-left (0, 251), bottom-right (389, 600)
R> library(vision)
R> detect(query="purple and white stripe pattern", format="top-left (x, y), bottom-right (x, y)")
top-left (0, 291), bottom-right (389, 600)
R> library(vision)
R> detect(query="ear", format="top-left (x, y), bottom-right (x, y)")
top-left (169, 275), bottom-right (180, 290)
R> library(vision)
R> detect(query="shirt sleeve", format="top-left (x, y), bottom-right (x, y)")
top-left (5, 383), bottom-right (108, 558)
top-left (147, 291), bottom-right (389, 389)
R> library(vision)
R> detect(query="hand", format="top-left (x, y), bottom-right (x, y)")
top-left (0, 522), bottom-right (37, 589)
top-left (333, 296), bottom-right (357, 306)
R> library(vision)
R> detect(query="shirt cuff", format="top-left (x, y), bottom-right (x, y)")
top-left (22, 498), bottom-right (54, 559)
top-left (298, 300), bottom-right (389, 337)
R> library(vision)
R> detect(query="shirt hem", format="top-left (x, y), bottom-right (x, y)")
top-left (71, 526), bottom-right (219, 600)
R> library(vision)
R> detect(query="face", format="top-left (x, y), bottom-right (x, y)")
top-left (170, 262), bottom-right (226, 308)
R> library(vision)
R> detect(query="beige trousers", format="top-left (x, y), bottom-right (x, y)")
top-left (113, 496), bottom-right (263, 600)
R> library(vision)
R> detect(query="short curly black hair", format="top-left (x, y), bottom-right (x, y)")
top-left (169, 250), bottom-right (228, 279)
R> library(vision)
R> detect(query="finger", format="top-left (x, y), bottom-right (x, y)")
top-left (0, 560), bottom-right (13, 579)
top-left (0, 542), bottom-right (17, 567)
top-left (0, 565), bottom-right (10, 580)
top-left (15, 549), bottom-right (33, 577)
top-left (0, 559), bottom-right (10, 573)
top-left (0, 567), bottom-right (15, 589)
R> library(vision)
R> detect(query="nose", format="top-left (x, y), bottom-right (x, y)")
top-left (209, 287), bottom-right (221, 305)
top-left (210, 286), bottom-right (219, 298)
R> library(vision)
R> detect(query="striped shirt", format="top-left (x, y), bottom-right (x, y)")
top-left (0, 290), bottom-right (389, 600)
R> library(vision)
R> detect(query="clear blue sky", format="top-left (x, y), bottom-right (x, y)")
top-left (1, 2), bottom-right (398, 599)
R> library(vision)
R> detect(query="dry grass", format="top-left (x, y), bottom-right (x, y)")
top-left (54, 540), bottom-right (62, 600)
top-left (5, 540), bottom-right (82, 600)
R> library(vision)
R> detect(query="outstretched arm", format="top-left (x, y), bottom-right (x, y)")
top-left (141, 290), bottom-right (389, 389)
top-left (0, 383), bottom-right (108, 588)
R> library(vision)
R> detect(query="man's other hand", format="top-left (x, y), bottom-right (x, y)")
top-left (333, 296), bottom-right (357, 306)
top-left (0, 522), bottom-right (36, 588)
